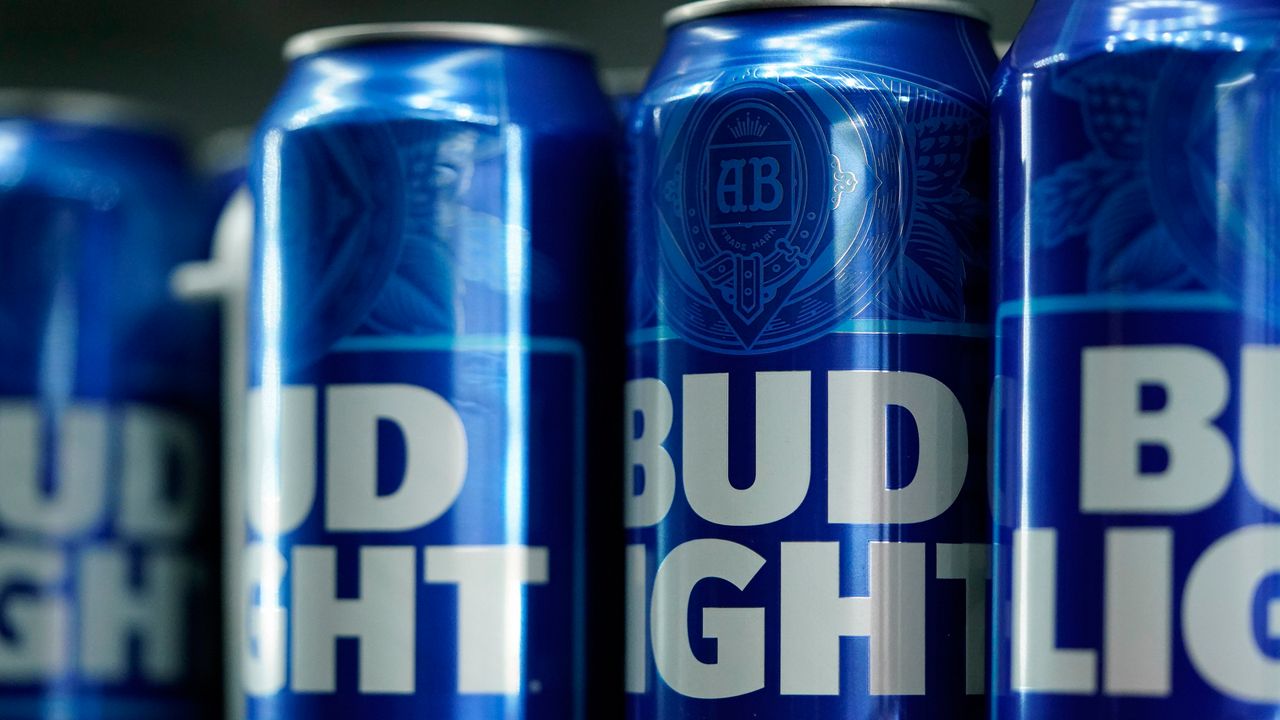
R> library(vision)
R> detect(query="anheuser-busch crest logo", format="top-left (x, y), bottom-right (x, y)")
top-left (705, 103), bottom-right (798, 324)
top-left (660, 81), bottom-right (833, 352)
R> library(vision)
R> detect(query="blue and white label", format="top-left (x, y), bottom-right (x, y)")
top-left (625, 333), bottom-right (990, 717)
top-left (992, 22), bottom-right (1280, 717)
top-left (993, 305), bottom-right (1280, 718)
top-left (243, 342), bottom-right (584, 719)
top-left (0, 400), bottom-right (212, 717)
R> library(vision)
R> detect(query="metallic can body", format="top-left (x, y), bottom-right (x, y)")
top-left (626, 6), bottom-right (995, 718)
top-left (245, 32), bottom-right (620, 719)
top-left (0, 108), bottom-right (220, 717)
top-left (992, 1), bottom-right (1280, 717)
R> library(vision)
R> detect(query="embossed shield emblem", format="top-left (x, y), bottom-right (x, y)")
top-left (653, 76), bottom-right (889, 353)
top-left (659, 81), bottom-right (833, 350)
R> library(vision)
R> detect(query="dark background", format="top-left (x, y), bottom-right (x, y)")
top-left (0, 0), bottom-right (1034, 139)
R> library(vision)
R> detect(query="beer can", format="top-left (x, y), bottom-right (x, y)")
top-left (0, 90), bottom-right (221, 718)
top-left (992, 0), bottom-right (1280, 717)
top-left (243, 23), bottom-right (621, 719)
top-left (626, 1), bottom-right (996, 716)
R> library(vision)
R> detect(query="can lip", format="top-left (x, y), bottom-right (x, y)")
top-left (0, 88), bottom-right (180, 135)
top-left (283, 22), bottom-right (593, 61)
top-left (664, 0), bottom-right (991, 28)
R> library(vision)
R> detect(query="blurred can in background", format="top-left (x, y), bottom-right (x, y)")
top-left (0, 91), bottom-right (221, 719)
top-left (177, 124), bottom-right (256, 720)
top-left (626, 1), bottom-right (995, 718)
top-left (602, 67), bottom-right (649, 125)
top-left (243, 23), bottom-right (622, 720)
top-left (196, 126), bottom-right (251, 238)
top-left (992, 0), bottom-right (1280, 718)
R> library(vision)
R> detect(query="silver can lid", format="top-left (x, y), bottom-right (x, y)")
top-left (664, 0), bottom-right (990, 27)
top-left (0, 89), bottom-right (180, 135)
top-left (283, 22), bottom-right (592, 61)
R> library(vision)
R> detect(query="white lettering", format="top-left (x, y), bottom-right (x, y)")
top-left (1104, 528), bottom-right (1172, 696)
top-left (780, 541), bottom-right (926, 695)
top-left (119, 406), bottom-right (202, 540)
top-left (0, 544), bottom-right (69, 680)
top-left (625, 379), bottom-right (676, 528)
top-left (1081, 346), bottom-right (1231, 513)
top-left (936, 542), bottom-right (991, 695)
top-left (625, 544), bottom-right (648, 693)
top-left (424, 545), bottom-right (549, 694)
top-left (1183, 525), bottom-right (1280, 702)
top-left (242, 542), bottom-right (287, 696)
top-left (1011, 528), bottom-right (1096, 693)
top-left (291, 545), bottom-right (416, 693)
top-left (326, 384), bottom-right (466, 533)
top-left (828, 371), bottom-right (967, 524)
top-left (0, 402), bottom-right (108, 535)
top-left (247, 387), bottom-right (317, 535)
top-left (78, 545), bottom-right (190, 683)
top-left (683, 372), bottom-right (811, 527)
top-left (1241, 347), bottom-right (1280, 512)
top-left (650, 539), bottom-right (765, 699)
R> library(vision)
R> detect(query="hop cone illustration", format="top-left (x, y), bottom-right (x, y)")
top-left (1056, 54), bottom-right (1159, 161)
top-left (912, 111), bottom-right (976, 196)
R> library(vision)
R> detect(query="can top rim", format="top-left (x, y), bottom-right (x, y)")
top-left (664, 0), bottom-right (991, 28)
top-left (283, 22), bottom-right (593, 61)
top-left (0, 89), bottom-right (180, 135)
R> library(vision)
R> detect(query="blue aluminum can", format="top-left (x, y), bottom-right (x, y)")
top-left (243, 23), bottom-right (622, 720)
top-left (992, 1), bottom-right (1280, 717)
top-left (0, 91), bottom-right (221, 718)
top-left (625, 1), bottom-right (995, 717)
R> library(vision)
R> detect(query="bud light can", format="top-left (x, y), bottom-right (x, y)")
top-left (626, 2), bottom-right (996, 717)
top-left (0, 91), bottom-right (221, 718)
top-left (992, 1), bottom-right (1280, 717)
top-left (243, 23), bottom-right (621, 719)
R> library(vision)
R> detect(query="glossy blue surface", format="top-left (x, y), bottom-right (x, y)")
top-left (0, 116), bottom-right (221, 718)
top-left (245, 35), bottom-right (622, 719)
top-left (627, 6), bottom-right (995, 718)
top-left (993, 0), bottom-right (1280, 717)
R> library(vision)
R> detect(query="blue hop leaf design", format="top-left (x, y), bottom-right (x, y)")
top-left (1030, 152), bottom-right (1131, 249)
top-left (1054, 54), bottom-right (1161, 161)
top-left (362, 270), bottom-right (456, 334)
top-left (886, 213), bottom-right (966, 320)
top-left (1086, 180), bottom-right (1198, 291)
top-left (912, 112), bottom-right (978, 198)
top-left (931, 187), bottom-right (987, 269)
top-left (278, 122), bottom-right (408, 363)
top-left (871, 94), bottom-right (984, 322)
